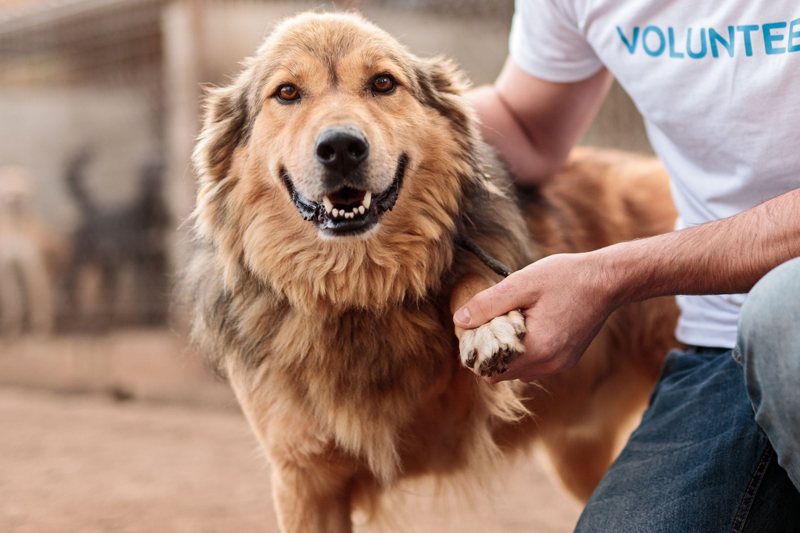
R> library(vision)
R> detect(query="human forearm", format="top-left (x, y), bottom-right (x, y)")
top-left (601, 187), bottom-right (800, 307)
top-left (453, 187), bottom-right (800, 382)
top-left (465, 85), bottom-right (562, 183)
top-left (464, 59), bottom-right (612, 185)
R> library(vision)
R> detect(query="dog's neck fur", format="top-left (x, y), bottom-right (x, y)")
top-left (193, 153), bottom-right (472, 314)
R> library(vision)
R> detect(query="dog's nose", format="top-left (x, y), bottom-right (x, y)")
top-left (315, 127), bottom-right (369, 175)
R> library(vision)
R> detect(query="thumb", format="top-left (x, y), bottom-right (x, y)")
top-left (453, 272), bottom-right (531, 329)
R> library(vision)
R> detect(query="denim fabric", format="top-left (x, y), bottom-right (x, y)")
top-left (574, 347), bottom-right (800, 532)
top-left (736, 256), bottom-right (800, 490)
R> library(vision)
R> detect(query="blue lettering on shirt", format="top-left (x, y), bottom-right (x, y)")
top-left (763, 22), bottom-right (787, 54)
top-left (709, 27), bottom-right (735, 58)
top-left (790, 18), bottom-right (800, 52)
top-left (617, 26), bottom-right (639, 54)
top-left (687, 28), bottom-right (707, 59)
top-left (617, 18), bottom-right (800, 58)
top-left (736, 25), bottom-right (758, 57)
top-left (643, 26), bottom-right (666, 56)
top-left (669, 28), bottom-right (684, 58)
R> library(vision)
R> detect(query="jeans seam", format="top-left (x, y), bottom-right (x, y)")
top-left (732, 345), bottom-right (743, 366)
top-left (730, 445), bottom-right (773, 533)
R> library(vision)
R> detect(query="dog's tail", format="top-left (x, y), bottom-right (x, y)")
top-left (135, 154), bottom-right (170, 231)
top-left (65, 150), bottom-right (94, 213)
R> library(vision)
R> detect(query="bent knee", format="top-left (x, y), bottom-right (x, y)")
top-left (738, 257), bottom-right (800, 367)
top-left (740, 258), bottom-right (800, 335)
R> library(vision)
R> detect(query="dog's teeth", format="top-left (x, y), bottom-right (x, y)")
top-left (358, 206), bottom-right (365, 215)
top-left (323, 196), bottom-right (334, 214)
top-left (362, 191), bottom-right (372, 209)
top-left (332, 208), bottom-right (339, 218)
top-left (352, 207), bottom-right (359, 214)
top-left (347, 212), bottom-right (354, 219)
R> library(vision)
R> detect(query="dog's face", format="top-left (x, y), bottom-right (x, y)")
top-left (256, 28), bottom-right (416, 240)
top-left (193, 12), bottom-right (481, 308)
top-left (0, 167), bottom-right (34, 211)
top-left (241, 13), bottom-right (473, 240)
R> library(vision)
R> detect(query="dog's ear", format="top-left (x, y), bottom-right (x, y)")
top-left (193, 83), bottom-right (253, 185)
top-left (412, 56), bottom-right (476, 141)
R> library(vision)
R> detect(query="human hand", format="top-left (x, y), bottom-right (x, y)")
top-left (453, 252), bottom-right (619, 383)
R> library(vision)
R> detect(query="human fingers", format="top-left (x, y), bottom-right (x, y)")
top-left (453, 269), bottom-right (536, 329)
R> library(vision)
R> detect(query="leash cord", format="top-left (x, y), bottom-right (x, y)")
top-left (455, 234), bottom-right (513, 278)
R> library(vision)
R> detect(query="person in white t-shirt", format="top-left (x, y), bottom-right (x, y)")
top-left (453, 1), bottom-right (800, 529)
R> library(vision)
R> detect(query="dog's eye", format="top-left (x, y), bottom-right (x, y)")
top-left (276, 84), bottom-right (300, 103)
top-left (372, 75), bottom-right (395, 94)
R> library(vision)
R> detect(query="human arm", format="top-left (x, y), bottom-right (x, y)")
top-left (453, 187), bottom-right (800, 383)
top-left (465, 58), bottom-right (613, 184)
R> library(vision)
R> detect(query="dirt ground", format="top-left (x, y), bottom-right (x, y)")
top-left (0, 386), bottom-right (582, 533)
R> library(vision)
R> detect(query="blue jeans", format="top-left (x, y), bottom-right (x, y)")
top-left (575, 257), bottom-right (800, 532)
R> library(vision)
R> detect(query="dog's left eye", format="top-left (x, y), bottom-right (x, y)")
top-left (372, 75), bottom-right (395, 94)
top-left (276, 84), bottom-right (300, 103)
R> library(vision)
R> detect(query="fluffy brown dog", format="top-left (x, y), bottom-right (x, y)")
top-left (187, 12), bottom-right (679, 531)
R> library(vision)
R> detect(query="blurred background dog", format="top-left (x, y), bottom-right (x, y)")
top-left (0, 166), bottom-right (62, 336)
top-left (64, 150), bottom-right (169, 330)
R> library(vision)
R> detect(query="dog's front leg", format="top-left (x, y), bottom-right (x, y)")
top-left (270, 458), bottom-right (355, 533)
top-left (232, 383), bottom-right (356, 533)
top-left (451, 274), bottom-right (527, 378)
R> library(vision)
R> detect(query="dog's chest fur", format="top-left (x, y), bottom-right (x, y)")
top-left (192, 259), bottom-right (473, 479)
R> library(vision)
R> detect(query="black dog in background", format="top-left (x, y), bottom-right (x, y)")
top-left (63, 151), bottom-right (169, 330)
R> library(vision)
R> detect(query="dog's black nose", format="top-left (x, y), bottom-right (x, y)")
top-left (315, 127), bottom-right (369, 175)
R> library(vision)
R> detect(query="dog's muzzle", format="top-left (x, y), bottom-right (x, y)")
top-left (281, 153), bottom-right (408, 238)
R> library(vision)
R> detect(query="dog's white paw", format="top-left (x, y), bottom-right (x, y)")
top-left (459, 310), bottom-right (526, 378)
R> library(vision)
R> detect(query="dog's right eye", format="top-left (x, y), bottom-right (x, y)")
top-left (276, 84), bottom-right (300, 103)
top-left (371, 75), bottom-right (395, 94)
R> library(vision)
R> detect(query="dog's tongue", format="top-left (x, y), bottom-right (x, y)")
top-left (328, 187), bottom-right (366, 207)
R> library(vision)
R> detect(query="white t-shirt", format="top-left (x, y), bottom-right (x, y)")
top-left (510, 0), bottom-right (800, 348)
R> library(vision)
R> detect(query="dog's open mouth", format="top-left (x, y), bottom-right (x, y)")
top-left (281, 154), bottom-right (408, 237)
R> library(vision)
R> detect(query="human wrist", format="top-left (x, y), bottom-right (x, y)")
top-left (590, 239), bottom-right (657, 310)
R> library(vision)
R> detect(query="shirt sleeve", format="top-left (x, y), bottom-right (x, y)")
top-left (509, 0), bottom-right (603, 82)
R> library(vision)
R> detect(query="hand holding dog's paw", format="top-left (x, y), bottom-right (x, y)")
top-left (454, 254), bottom-right (620, 382)
top-left (459, 310), bottom-right (526, 378)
